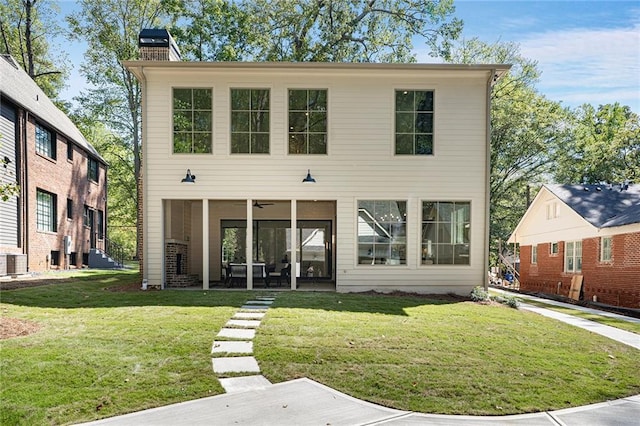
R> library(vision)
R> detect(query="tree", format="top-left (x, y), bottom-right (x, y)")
top-left (553, 103), bottom-right (640, 184)
top-left (73, 116), bottom-right (137, 258)
top-left (67, 0), bottom-right (171, 259)
top-left (446, 38), bottom-right (572, 262)
top-left (164, 0), bottom-right (256, 61)
top-left (0, 0), bottom-right (67, 99)
top-left (0, 140), bottom-right (19, 202)
top-left (169, 0), bottom-right (462, 62)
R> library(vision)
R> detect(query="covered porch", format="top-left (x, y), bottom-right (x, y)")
top-left (163, 199), bottom-right (336, 290)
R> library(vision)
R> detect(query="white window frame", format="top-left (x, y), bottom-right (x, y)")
top-left (531, 245), bottom-right (537, 264)
top-left (550, 242), bottom-right (559, 255)
top-left (565, 241), bottom-right (582, 273)
top-left (600, 236), bottom-right (612, 262)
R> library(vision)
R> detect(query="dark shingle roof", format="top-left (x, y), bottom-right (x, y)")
top-left (0, 55), bottom-right (105, 164)
top-left (545, 183), bottom-right (640, 228)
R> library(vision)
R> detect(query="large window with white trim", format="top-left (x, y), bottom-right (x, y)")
top-left (357, 200), bottom-right (407, 265)
top-left (421, 201), bottom-right (470, 265)
top-left (288, 89), bottom-right (327, 154)
top-left (173, 88), bottom-right (212, 153)
top-left (565, 241), bottom-right (582, 273)
top-left (231, 88), bottom-right (270, 154)
top-left (395, 90), bottom-right (434, 155)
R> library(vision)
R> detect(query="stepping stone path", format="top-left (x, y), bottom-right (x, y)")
top-left (212, 295), bottom-right (276, 393)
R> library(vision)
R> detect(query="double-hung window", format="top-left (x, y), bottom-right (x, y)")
top-left (395, 90), bottom-right (434, 155)
top-left (421, 201), bottom-right (470, 265)
top-left (173, 88), bottom-right (212, 153)
top-left (231, 89), bottom-right (270, 153)
top-left (288, 89), bottom-right (327, 154)
top-left (357, 200), bottom-right (407, 265)
top-left (36, 189), bottom-right (57, 232)
top-left (600, 236), bottom-right (612, 262)
top-left (35, 123), bottom-right (55, 159)
top-left (88, 157), bottom-right (99, 182)
top-left (565, 241), bottom-right (582, 273)
top-left (531, 245), bottom-right (537, 264)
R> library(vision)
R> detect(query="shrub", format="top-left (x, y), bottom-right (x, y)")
top-left (470, 286), bottom-right (489, 302)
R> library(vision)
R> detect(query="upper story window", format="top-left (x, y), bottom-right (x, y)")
top-left (600, 236), bottom-right (612, 262)
top-left (88, 157), bottom-right (99, 182)
top-left (395, 90), bottom-right (434, 155)
top-left (357, 200), bottom-right (407, 265)
top-left (546, 202), bottom-right (559, 219)
top-left (67, 198), bottom-right (73, 220)
top-left (36, 189), bottom-right (57, 232)
top-left (422, 201), bottom-right (470, 265)
top-left (565, 241), bottom-right (582, 273)
top-left (231, 88), bottom-right (270, 154)
top-left (288, 89), bottom-right (327, 154)
top-left (67, 142), bottom-right (73, 161)
top-left (173, 88), bottom-right (212, 154)
top-left (35, 123), bottom-right (56, 159)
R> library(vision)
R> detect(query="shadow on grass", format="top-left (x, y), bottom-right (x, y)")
top-left (0, 270), bottom-right (469, 316)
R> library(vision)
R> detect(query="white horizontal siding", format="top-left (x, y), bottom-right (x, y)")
top-left (141, 66), bottom-right (490, 291)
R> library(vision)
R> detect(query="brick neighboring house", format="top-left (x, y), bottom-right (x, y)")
top-left (0, 55), bottom-right (111, 273)
top-left (508, 183), bottom-right (640, 309)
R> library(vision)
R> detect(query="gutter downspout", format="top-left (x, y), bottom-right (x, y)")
top-left (22, 110), bottom-right (29, 268)
top-left (483, 70), bottom-right (496, 290)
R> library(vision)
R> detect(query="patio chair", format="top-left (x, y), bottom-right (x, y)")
top-left (267, 263), bottom-right (290, 287)
top-left (253, 264), bottom-right (270, 288)
top-left (229, 264), bottom-right (246, 288)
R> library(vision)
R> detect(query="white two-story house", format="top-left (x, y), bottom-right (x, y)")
top-left (124, 29), bottom-right (509, 293)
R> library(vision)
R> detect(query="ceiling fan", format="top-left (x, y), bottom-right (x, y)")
top-left (234, 201), bottom-right (274, 208)
top-left (253, 200), bottom-right (274, 208)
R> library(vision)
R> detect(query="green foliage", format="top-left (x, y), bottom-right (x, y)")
top-left (553, 103), bottom-right (640, 184)
top-left (73, 117), bottom-right (138, 258)
top-left (446, 39), bottom-right (572, 259)
top-left (0, 0), bottom-right (68, 99)
top-left (168, 0), bottom-right (462, 62)
top-left (491, 294), bottom-right (520, 309)
top-left (470, 285), bottom-right (489, 302)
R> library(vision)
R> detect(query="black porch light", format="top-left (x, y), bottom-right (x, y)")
top-left (181, 169), bottom-right (196, 183)
top-left (302, 169), bottom-right (316, 183)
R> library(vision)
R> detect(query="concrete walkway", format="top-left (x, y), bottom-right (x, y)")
top-left (79, 293), bottom-right (640, 426)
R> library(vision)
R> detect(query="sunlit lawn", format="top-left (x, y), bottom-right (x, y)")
top-left (514, 298), bottom-right (640, 335)
top-left (1, 270), bottom-right (639, 425)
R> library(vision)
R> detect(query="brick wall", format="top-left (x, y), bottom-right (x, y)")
top-left (24, 114), bottom-right (107, 272)
top-left (165, 241), bottom-right (197, 287)
top-left (520, 231), bottom-right (640, 309)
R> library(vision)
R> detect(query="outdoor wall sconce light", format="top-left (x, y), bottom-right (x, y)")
top-left (302, 169), bottom-right (316, 183)
top-left (181, 169), bottom-right (196, 183)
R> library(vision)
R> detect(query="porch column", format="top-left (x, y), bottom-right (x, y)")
top-left (290, 199), bottom-right (297, 290)
top-left (202, 199), bottom-right (209, 289)
top-left (246, 199), bottom-right (253, 290)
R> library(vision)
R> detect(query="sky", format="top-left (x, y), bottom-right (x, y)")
top-left (56, 0), bottom-right (639, 112)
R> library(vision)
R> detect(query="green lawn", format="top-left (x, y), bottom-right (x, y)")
top-left (1, 270), bottom-right (639, 425)
top-left (513, 298), bottom-right (640, 335)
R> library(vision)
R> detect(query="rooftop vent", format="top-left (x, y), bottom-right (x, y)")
top-left (139, 29), bottom-right (181, 61)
